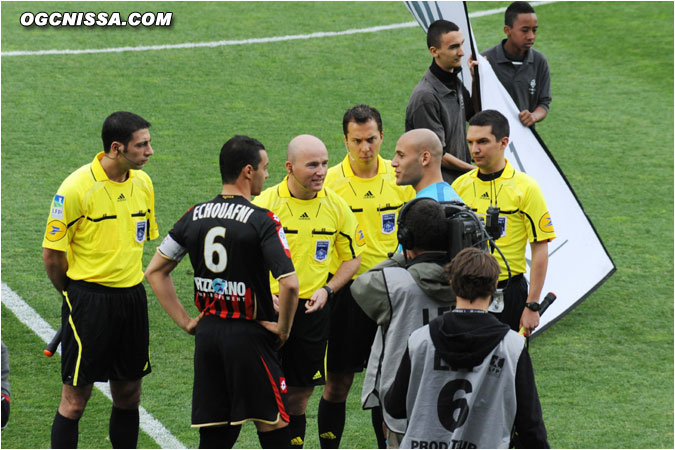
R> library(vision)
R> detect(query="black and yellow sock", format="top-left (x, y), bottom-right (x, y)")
top-left (288, 414), bottom-right (307, 448)
top-left (318, 398), bottom-right (346, 449)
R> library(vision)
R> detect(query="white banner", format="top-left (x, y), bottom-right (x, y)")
top-left (404, 1), bottom-right (616, 335)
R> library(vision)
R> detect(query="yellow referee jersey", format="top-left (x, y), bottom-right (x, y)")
top-left (452, 159), bottom-right (556, 280)
top-left (325, 154), bottom-right (415, 276)
top-left (253, 176), bottom-right (365, 299)
top-left (42, 152), bottom-right (159, 287)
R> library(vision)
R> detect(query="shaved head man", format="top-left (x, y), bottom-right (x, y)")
top-left (392, 129), bottom-right (461, 201)
top-left (253, 134), bottom-right (363, 448)
top-left (286, 134), bottom-right (329, 198)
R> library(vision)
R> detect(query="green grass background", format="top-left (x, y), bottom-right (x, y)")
top-left (1, 1), bottom-right (673, 448)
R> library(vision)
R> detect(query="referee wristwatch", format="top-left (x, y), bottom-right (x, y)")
top-left (322, 285), bottom-right (335, 300)
top-left (524, 302), bottom-right (542, 312)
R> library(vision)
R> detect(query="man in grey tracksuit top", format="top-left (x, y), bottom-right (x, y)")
top-left (351, 198), bottom-right (455, 446)
top-left (385, 248), bottom-right (549, 449)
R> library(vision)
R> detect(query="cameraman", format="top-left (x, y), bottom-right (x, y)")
top-left (384, 248), bottom-right (549, 448)
top-left (351, 197), bottom-right (455, 448)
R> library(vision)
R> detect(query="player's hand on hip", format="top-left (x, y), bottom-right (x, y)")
top-left (184, 311), bottom-right (205, 335)
top-left (519, 308), bottom-right (540, 337)
top-left (272, 294), bottom-right (280, 313)
top-left (305, 289), bottom-right (328, 314)
top-left (257, 320), bottom-right (290, 349)
top-left (276, 331), bottom-right (290, 349)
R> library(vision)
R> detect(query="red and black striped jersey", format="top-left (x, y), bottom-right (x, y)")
top-left (159, 194), bottom-right (295, 322)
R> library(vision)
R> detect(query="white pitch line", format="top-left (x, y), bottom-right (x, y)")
top-left (1, 1), bottom-right (559, 58)
top-left (0, 282), bottom-right (185, 449)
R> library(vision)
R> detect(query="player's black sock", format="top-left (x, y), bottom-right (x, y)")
top-left (317, 397), bottom-right (345, 449)
top-left (371, 406), bottom-right (387, 449)
top-left (199, 424), bottom-right (241, 449)
top-left (258, 426), bottom-right (291, 449)
top-left (109, 406), bottom-right (139, 449)
top-left (51, 410), bottom-right (79, 449)
top-left (288, 414), bottom-right (307, 448)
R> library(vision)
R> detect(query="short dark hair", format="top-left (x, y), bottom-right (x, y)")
top-left (505, 1), bottom-right (535, 27)
top-left (426, 20), bottom-right (460, 49)
top-left (219, 135), bottom-right (265, 184)
top-left (101, 111), bottom-right (151, 152)
top-left (445, 248), bottom-right (500, 301)
top-left (468, 109), bottom-right (510, 141)
top-left (403, 198), bottom-right (448, 252)
top-left (342, 104), bottom-right (383, 136)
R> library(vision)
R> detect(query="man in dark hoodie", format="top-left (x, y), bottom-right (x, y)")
top-left (385, 248), bottom-right (549, 449)
top-left (351, 197), bottom-right (455, 448)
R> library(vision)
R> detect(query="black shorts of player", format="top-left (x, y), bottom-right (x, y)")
top-left (326, 280), bottom-right (377, 373)
top-left (61, 280), bottom-right (151, 386)
top-left (492, 274), bottom-right (528, 332)
top-left (279, 299), bottom-right (330, 387)
top-left (192, 316), bottom-right (290, 427)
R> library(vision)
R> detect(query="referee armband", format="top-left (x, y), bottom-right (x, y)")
top-left (157, 234), bottom-right (188, 262)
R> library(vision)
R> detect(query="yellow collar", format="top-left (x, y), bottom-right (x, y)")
top-left (279, 175), bottom-right (326, 199)
top-left (92, 151), bottom-right (135, 182)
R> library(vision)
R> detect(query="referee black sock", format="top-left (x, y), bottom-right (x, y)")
top-left (371, 406), bottom-right (387, 449)
top-left (199, 425), bottom-right (241, 449)
top-left (288, 414), bottom-right (307, 448)
top-left (51, 410), bottom-right (79, 449)
top-left (109, 406), bottom-right (139, 449)
top-left (258, 426), bottom-right (291, 449)
top-left (317, 398), bottom-right (345, 449)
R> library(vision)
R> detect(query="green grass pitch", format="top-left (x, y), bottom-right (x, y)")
top-left (1, 1), bottom-right (672, 448)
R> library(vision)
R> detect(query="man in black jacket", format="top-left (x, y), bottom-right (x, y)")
top-left (385, 248), bottom-right (548, 449)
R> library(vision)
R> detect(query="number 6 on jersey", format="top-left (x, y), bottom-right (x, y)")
top-left (204, 226), bottom-right (227, 273)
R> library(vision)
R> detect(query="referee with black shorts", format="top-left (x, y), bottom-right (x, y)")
top-left (145, 135), bottom-right (300, 449)
top-left (254, 134), bottom-right (363, 448)
top-left (42, 112), bottom-right (157, 448)
top-left (321, 105), bottom-right (414, 448)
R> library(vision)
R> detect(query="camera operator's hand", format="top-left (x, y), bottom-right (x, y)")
top-left (519, 308), bottom-right (540, 337)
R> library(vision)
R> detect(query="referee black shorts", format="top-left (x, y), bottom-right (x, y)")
top-left (192, 316), bottom-right (290, 427)
top-left (279, 299), bottom-right (330, 387)
top-left (492, 274), bottom-right (528, 332)
top-left (61, 280), bottom-right (151, 386)
top-left (326, 280), bottom-right (377, 374)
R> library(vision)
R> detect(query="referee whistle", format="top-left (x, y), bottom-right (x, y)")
top-left (519, 292), bottom-right (557, 336)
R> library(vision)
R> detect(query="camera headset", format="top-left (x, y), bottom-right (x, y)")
top-left (396, 197), bottom-right (441, 252)
top-left (397, 197), bottom-right (510, 274)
